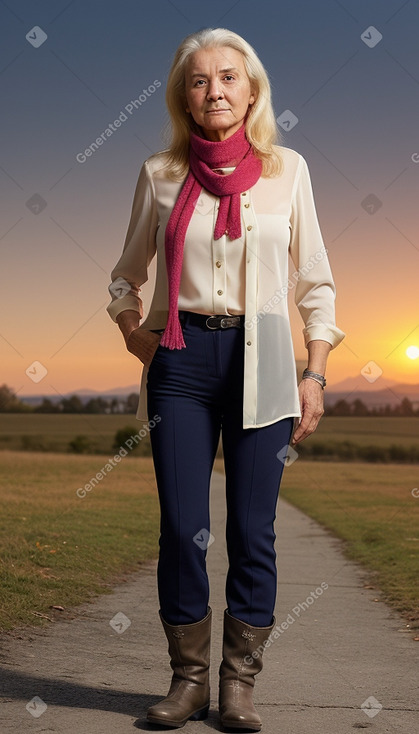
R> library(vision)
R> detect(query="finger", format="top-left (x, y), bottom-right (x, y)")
top-left (293, 414), bottom-right (321, 444)
top-left (292, 419), bottom-right (310, 444)
top-left (292, 409), bottom-right (322, 443)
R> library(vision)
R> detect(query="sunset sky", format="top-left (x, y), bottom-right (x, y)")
top-left (1, 0), bottom-right (418, 400)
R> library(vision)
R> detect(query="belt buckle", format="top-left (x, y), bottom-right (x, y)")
top-left (206, 315), bottom-right (220, 330)
top-left (221, 316), bottom-right (240, 329)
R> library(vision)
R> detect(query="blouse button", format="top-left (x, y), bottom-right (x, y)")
top-left (247, 225), bottom-right (253, 231)
top-left (246, 340), bottom-right (252, 346)
top-left (216, 260), bottom-right (222, 268)
top-left (241, 192), bottom-right (246, 196)
top-left (244, 203), bottom-right (250, 208)
top-left (217, 289), bottom-right (223, 296)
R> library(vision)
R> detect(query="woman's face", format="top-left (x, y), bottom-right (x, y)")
top-left (184, 46), bottom-right (255, 142)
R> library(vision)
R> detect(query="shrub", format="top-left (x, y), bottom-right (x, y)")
top-left (113, 426), bottom-right (139, 452)
top-left (112, 426), bottom-right (153, 456)
top-left (68, 435), bottom-right (92, 454)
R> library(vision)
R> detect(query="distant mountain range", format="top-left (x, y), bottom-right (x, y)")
top-left (20, 378), bottom-right (419, 409)
top-left (62, 385), bottom-right (141, 397)
top-left (322, 379), bottom-right (419, 408)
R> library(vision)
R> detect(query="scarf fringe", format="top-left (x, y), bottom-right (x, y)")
top-left (160, 317), bottom-right (186, 350)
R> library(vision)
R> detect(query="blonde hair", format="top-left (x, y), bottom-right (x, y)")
top-left (162, 27), bottom-right (283, 180)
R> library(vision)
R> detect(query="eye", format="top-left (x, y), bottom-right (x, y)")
top-left (194, 79), bottom-right (206, 87)
top-left (223, 75), bottom-right (235, 81)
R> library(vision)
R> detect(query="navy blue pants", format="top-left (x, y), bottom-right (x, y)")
top-left (146, 311), bottom-right (293, 627)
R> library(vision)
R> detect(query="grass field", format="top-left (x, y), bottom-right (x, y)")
top-left (0, 414), bottom-right (418, 458)
top-left (0, 413), bottom-right (151, 454)
top-left (0, 421), bottom-right (418, 632)
top-left (0, 451), bottom-right (159, 631)
top-left (303, 416), bottom-right (419, 447)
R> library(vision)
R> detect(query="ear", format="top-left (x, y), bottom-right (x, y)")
top-left (185, 106), bottom-right (190, 113)
top-left (249, 93), bottom-right (255, 105)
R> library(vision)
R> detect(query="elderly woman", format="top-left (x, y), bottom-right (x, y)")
top-left (107, 27), bottom-right (344, 731)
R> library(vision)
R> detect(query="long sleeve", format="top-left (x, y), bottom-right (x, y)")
top-left (107, 160), bottom-right (158, 322)
top-left (288, 156), bottom-right (345, 349)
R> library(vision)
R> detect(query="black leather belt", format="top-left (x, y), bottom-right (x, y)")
top-left (178, 311), bottom-right (244, 330)
top-left (206, 315), bottom-right (242, 330)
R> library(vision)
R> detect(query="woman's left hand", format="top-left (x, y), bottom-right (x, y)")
top-left (291, 378), bottom-right (324, 445)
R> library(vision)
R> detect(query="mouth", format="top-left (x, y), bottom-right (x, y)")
top-left (206, 109), bottom-right (229, 113)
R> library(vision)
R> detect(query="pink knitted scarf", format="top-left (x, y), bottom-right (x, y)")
top-left (159, 123), bottom-right (262, 349)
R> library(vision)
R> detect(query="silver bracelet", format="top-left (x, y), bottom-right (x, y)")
top-left (302, 368), bottom-right (326, 389)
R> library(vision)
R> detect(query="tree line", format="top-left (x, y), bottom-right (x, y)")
top-left (0, 385), bottom-right (139, 414)
top-left (1, 384), bottom-right (418, 416)
top-left (324, 397), bottom-right (418, 417)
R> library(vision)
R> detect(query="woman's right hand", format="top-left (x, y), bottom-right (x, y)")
top-left (116, 310), bottom-right (162, 367)
top-left (116, 309), bottom-right (141, 344)
top-left (126, 327), bottom-right (162, 367)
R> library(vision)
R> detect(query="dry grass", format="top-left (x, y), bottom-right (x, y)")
top-left (0, 451), bottom-right (159, 631)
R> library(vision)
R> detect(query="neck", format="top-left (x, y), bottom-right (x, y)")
top-left (197, 122), bottom-right (246, 143)
top-left (202, 130), bottom-right (232, 142)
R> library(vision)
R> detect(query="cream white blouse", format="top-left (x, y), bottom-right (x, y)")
top-left (107, 145), bottom-right (345, 428)
top-left (177, 165), bottom-right (247, 315)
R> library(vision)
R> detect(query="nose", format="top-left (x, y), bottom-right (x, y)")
top-left (206, 78), bottom-right (224, 101)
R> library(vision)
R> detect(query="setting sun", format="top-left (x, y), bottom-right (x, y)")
top-left (406, 345), bottom-right (419, 360)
